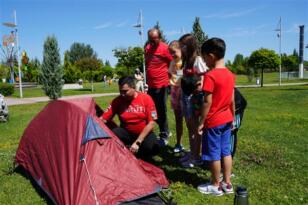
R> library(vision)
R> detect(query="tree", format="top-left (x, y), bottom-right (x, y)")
top-left (281, 53), bottom-right (298, 72)
top-left (232, 53), bottom-right (246, 74)
top-left (154, 21), bottom-right (168, 43)
top-left (41, 36), bottom-right (63, 100)
top-left (113, 47), bottom-right (144, 75)
top-left (248, 48), bottom-right (280, 86)
top-left (105, 60), bottom-right (111, 67)
top-left (65, 42), bottom-right (97, 65)
top-left (192, 17), bottom-right (208, 50)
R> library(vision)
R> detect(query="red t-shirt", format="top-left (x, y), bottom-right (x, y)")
top-left (102, 92), bottom-right (158, 135)
top-left (145, 42), bottom-right (173, 88)
top-left (202, 68), bottom-right (235, 128)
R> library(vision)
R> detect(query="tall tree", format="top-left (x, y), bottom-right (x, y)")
top-left (192, 17), bottom-right (208, 50)
top-left (232, 53), bottom-right (246, 74)
top-left (154, 21), bottom-right (168, 43)
top-left (41, 36), bottom-right (63, 100)
top-left (66, 42), bottom-right (97, 65)
top-left (113, 47), bottom-right (144, 75)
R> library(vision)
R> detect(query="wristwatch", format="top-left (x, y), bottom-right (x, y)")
top-left (136, 141), bottom-right (142, 146)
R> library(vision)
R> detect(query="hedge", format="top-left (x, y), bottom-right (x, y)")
top-left (0, 83), bottom-right (14, 96)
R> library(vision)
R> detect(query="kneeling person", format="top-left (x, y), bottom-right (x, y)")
top-left (101, 76), bottom-right (159, 159)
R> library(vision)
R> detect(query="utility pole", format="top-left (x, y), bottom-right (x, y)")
top-left (133, 10), bottom-right (146, 85)
top-left (275, 17), bottom-right (282, 86)
top-left (3, 10), bottom-right (23, 98)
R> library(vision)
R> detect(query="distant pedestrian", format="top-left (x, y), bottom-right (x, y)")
top-left (103, 75), bottom-right (107, 87)
top-left (134, 68), bottom-right (144, 92)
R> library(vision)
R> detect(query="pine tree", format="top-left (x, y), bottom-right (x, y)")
top-left (154, 21), bottom-right (168, 43)
top-left (41, 36), bottom-right (63, 100)
top-left (192, 17), bottom-right (208, 50)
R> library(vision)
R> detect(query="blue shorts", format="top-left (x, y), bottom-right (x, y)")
top-left (202, 123), bottom-right (232, 161)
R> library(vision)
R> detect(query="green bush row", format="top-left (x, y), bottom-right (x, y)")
top-left (0, 83), bottom-right (14, 96)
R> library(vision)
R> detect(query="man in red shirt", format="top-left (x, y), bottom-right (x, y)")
top-left (145, 28), bottom-right (173, 145)
top-left (101, 76), bottom-right (159, 158)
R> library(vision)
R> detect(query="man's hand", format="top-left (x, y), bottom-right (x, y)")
top-left (130, 141), bottom-right (140, 154)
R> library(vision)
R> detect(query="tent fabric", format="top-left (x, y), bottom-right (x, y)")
top-left (82, 115), bottom-right (110, 145)
top-left (15, 98), bottom-right (169, 205)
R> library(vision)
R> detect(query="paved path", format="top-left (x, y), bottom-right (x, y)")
top-left (5, 82), bottom-right (308, 106)
top-left (6, 93), bottom-right (119, 106)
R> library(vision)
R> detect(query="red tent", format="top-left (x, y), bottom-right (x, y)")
top-left (15, 98), bottom-right (169, 205)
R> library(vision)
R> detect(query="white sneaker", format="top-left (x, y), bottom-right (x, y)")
top-left (198, 183), bottom-right (223, 196)
top-left (221, 181), bottom-right (234, 194)
top-left (181, 158), bottom-right (203, 168)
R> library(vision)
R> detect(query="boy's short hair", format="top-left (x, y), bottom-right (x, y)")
top-left (201, 38), bottom-right (226, 60)
top-left (118, 76), bottom-right (136, 89)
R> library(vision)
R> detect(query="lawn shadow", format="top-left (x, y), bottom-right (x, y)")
top-left (152, 145), bottom-right (211, 188)
top-left (14, 166), bottom-right (54, 205)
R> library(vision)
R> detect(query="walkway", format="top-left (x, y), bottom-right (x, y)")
top-left (5, 82), bottom-right (308, 106)
top-left (6, 93), bottom-right (119, 106)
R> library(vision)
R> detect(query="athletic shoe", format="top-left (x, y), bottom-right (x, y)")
top-left (198, 183), bottom-right (223, 196)
top-left (173, 144), bottom-right (185, 153)
top-left (181, 158), bottom-right (203, 168)
top-left (157, 137), bottom-right (168, 146)
top-left (221, 181), bottom-right (234, 194)
top-left (179, 151), bottom-right (191, 163)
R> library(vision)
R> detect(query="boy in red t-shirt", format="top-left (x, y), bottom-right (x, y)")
top-left (197, 38), bottom-right (235, 196)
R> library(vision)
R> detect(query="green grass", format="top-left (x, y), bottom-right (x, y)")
top-left (11, 82), bottom-right (119, 98)
top-left (1, 86), bottom-right (308, 204)
top-left (9, 72), bottom-right (308, 98)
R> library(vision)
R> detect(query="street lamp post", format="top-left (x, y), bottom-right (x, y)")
top-left (2, 10), bottom-right (23, 98)
top-left (275, 17), bottom-right (282, 86)
top-left (133, 10), bottom-right (146, 85)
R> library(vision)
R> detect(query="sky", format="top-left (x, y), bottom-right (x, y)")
top-left (1, 0), bottom-right (308, 66)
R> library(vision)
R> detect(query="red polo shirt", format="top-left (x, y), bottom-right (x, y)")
top-left (102, 92), bottom-right (157, 135)
top-left (145, 42), bottom-right (173, 88)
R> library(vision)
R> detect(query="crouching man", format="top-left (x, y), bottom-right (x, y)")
top-left (101, 76), bottom-right (159, 159)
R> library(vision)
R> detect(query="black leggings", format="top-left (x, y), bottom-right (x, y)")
top-left (112, 127), bottom-right (159, 158)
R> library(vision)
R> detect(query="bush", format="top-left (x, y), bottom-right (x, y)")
top-left (0, 83), bottom-right (14, 96)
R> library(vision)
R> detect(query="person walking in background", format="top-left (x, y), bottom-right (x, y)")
top-left (134, 68), bottom-right (144, 92)
top-left (145, 28), bottom-right (173, 146)
top-left (197, 38), bottom-right (235, 196)
top-left (168, 40), bottom-right (185, 153)
top-left (178, 34), bottom-right (208, 168)
top-left (101, 76), bottom-right (159, 160)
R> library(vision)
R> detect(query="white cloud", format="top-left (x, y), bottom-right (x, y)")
top-left (204, 8), bottom-right (260, 19)
top-left (165, 30), bottom-right (182, 36)
top-left (93, 22), bottom-right (112, 30)
top-left (225, 24), bottom-right (269, 37)
top-left (115, 20), bottom-right (128, 28)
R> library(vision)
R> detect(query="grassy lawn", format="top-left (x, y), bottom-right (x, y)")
top-left (1, 86), bottom-right (308, 204)
top-left (9, 71), bottom-right (308, 98)
top-left (11, 82), bottom-right (119, 98)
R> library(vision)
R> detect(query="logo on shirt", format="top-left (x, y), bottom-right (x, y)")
top-left (151, 111), bottom-right (157, 119)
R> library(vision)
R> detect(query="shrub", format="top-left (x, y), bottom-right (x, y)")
top-left (0, 83), bottom-right (14, 96)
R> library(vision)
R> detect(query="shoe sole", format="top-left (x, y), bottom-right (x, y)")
top-left (198, 189), bottom-right (223, 196)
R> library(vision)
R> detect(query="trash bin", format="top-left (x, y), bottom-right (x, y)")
top-left (256, 77), bottom-right (260, 85)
